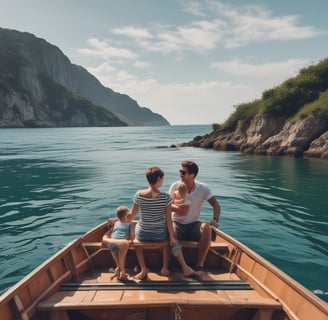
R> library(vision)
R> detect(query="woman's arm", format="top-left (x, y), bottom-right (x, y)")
top-left (129, 223), bottom-right (135, 241)
top-left (129, 202), bottom-right (139, 220)
top-left (165, 204), bottom-right (176, 246)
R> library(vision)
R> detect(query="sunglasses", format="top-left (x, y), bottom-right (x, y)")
top-left (179, 170), bottom-right (189, 175)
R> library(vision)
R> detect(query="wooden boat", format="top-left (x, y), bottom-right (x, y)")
top-left (0, 220), bottom-right (327, 320)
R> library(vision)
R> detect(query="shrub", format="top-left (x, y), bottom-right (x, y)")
top-left (221, 99), bottom-right (261, 131)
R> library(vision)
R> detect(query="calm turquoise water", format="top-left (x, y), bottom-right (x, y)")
top-left (0, 126), bottom-right (327, 302)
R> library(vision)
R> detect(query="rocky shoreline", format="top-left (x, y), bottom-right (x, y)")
top-left (180, 114), bottom-right (328, 159)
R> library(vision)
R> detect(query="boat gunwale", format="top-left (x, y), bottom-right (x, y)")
top-left (213, 227), bottom-right (328, 317)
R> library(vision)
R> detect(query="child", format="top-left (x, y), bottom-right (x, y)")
top-left (173, 181), bottom-right (188, 205)
top-left (102, 206), bottom-right (135, 280)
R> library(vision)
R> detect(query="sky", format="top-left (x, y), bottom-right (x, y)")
top-left (1, 0), bottom-right (328, 125)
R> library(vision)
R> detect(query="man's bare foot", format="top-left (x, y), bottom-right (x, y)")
top-left (194, 266), bottom-right (205, 278)
top-left (160, 267), bottom-right (170, 276)
top-left (182, 266), bottom-right (197, 277)
top-left (134, 269), bottom-right (148, 280)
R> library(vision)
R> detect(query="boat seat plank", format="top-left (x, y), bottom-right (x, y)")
top-left (81, 240), bottom-right (228, 251)
top-left (38, 288), bottom-right (281, 311)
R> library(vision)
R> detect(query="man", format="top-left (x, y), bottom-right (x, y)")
top-left (169, 160), bottom-right (221, 272)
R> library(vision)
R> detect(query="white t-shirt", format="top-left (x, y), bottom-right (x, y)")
top-left (169, 180), bottom-right (213, 224)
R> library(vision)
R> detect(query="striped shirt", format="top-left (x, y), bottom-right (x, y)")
top-left (133, 191), bottom-right (172, 241)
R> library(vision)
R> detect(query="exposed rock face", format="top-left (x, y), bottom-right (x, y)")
top-left (0, 92), bottom-right (35, 127)
top-left (263, 116), bottom-right (327, 157)
top-left (304, 131), bottom-right (328, 159)
top-left (243, 115), bottom-right (285, 153)
top-left (0, 28), bottom-right (170, 127)
top-left (0, 89), bottom-right (122, 127)
top-left (181, 114), bottom-right (328, 159)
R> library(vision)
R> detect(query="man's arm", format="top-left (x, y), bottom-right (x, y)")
top-left (208, 196), bottom-right (221, 227)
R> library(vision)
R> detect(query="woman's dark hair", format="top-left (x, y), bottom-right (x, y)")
top-left (146, 167), bottom-right (164, 185)
top-left (181, 160), bottom-right (199, 177)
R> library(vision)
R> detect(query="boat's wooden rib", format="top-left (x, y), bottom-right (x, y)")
top-left (0, 221), bottom-right (327, 320)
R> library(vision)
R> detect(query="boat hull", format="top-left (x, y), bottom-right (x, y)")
top-left (0, 221), bottom-right (327, 320)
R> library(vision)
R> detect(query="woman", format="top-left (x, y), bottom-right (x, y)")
top-left (130, 167), bottom-right (196, 280)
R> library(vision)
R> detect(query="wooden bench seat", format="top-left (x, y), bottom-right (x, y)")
top-left (38, 287), bottom-right (281, 309)
top-left (81, 240), bottom-right (228, 251)
top-left (38, 285), bottom-right (282, 320)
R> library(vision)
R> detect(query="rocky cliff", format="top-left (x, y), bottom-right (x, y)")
top-left (181, 113), bottom-right (328, 159)
top-left (0, 28), bottom-right (169, 127)
top-left (181, 56), bottom-right (328, 160)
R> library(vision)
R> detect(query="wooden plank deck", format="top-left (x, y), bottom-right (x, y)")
top-left (36, 234), bottom-right (283, 320)
top-left (38, 269), bottom-right (282, 317)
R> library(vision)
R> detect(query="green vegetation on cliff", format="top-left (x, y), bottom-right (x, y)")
top-left (217, 58), bottom-right (328, 132)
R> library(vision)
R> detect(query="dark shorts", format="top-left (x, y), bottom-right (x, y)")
top-left (173, 221), bottom-right (202, 241)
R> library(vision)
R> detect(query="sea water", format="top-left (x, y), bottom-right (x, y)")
top-left (0, 126), bottom-right (327, 302)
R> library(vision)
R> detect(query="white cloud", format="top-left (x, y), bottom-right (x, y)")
top-left (87, 55), bottom-right (313, 124)
top-left (87, 62), bottom-right (258, 124)
top-left (212, 58), bottom-right (310, 77)
top-left (127, 80), bottom-right (256, 125)
top-left (90, 61), bottom-right (116, 73)
top-left (77, 1), bottom-right (324, 124)
top-left (111, 26), bottom-right (153, 39)
top-left (180, 0), bottom-right (206, 17)
top-left (136, 19), bottom-right (223, 53)
top-left (78, 2), bottom-right (321, 59)
top-left (176, 20), bottom-right (223, 50)
top-left (208, 1), bottom-right (321, 48)
top-left (152, 32), bottom-right (184, 52)
top-left (133, 60), bottom-right (151, 68)
top-left (78, 38), bottom-right (138, 60)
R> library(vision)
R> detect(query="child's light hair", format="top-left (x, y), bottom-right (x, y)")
top-left (177, 182), bottom-right (187, 194)
top-left (116, 206), bottom-right (130, 221)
